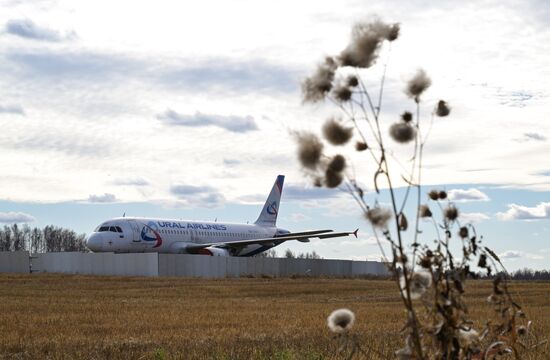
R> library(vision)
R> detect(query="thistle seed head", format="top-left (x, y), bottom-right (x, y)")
top-left (324, 168), bottom-right (343, 188)
top-left (436, 100), bottom-right (451, 117)
top-left (328, 154), bottom-right (346, 173)
top-left (444, 206), bottom-right (459, 222)
top-left (301, 57), bottom-right (338, 103)
top-left (405, 68), bottom-right (431, 102)
top-left (428, 190), bottom-right (439, 201)
top-left (366, 207), bottom-right (392, 228)
top-left (401, 111), bottom-right (413, 123)
top-left (347, 75), bottom-right (359, 87)
top-left (400, 270), bottom-right (432, 300)
top-left (333, 85), bottom-right (352, 102)
top-left (355, 141), bottom-right (368, 151)
top-left (458, 328), bottom-right (479, 347)
top-left (327, 308), bottom-right (355, 333)
top-left (389, 122), bottom-right (416, 143)
top-left (295, 132), bottom-right (323, 170)
top-left (459, 226), bottom-right (469, 238)
top-left (339, 20), bottom-right (392, 68)
top-left (322, 118), bottom-right (353, 145)
top-left (438, 190), bottom-right (447, 200)
top-left (419, 204), bottom-right (432, 218)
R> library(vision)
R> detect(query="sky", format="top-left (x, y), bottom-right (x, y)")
top-left (0, 0), bottom-right (549, 270)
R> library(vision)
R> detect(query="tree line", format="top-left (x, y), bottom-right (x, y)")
top-left (0, 224), bottom-right (87, 253)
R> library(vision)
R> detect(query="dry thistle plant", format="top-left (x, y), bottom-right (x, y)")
top-left (295, 17), bottom-right (547, 359)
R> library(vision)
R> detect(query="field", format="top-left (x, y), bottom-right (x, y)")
top-left (1, 274), bottom-right (549, 359)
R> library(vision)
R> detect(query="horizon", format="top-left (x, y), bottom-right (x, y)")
top-left (1, 0), bottom-right (549, 270)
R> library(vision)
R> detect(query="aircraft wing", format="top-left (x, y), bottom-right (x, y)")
top-left (185, 229), bottom-right (358, 253)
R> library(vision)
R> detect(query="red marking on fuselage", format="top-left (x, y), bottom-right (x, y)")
top-left (152, 231), bottom-right (162, 248)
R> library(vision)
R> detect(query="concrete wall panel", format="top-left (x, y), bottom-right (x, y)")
top-left (0, 251), bottom-right (29, 273)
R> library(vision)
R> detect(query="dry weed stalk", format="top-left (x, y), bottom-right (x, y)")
top-left (295, 16), bottom-right (546, 359)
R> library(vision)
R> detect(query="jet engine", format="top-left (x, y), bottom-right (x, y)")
top-left (197, 247), bottom-right (231, 256)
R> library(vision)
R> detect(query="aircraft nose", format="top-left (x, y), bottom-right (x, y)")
top-left (86, 233), bottom-right (103, 252)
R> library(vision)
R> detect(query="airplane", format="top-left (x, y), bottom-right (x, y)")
top-left (85, 175), bottom-right (358, 256)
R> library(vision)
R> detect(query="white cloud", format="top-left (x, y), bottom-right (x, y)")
top-left (157, 110), bottom-right (259, 133)
top-left (289, 213), bottom-right (311, 222)
top-left (448, 188), bottom-right (489, 202)
top-left (499, 250), bottom-right (543, 261)
top-left (88, 193), bottom-right (117, 203)
top-left (459, 212), bottom-right (490, 223)
top-left (5, 18), bottom-right (76, 42)
top-left (0, 211), bottom-right (35, 223)
top-left (341, 235), bottom-right (378, 246)
top-left (497, 202), bottom-right (550, 221)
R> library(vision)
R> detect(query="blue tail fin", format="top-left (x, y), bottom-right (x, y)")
top-left (254, 175), bottom-right (284, 227)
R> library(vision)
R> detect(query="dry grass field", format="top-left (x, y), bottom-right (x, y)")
top-left (1, 274), bottom-right (549, 359)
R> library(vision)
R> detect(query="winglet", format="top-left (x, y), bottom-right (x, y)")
top-left (353, 229), bottom-right (359, 238)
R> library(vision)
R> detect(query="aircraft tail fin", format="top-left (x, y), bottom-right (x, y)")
top-left (254, 175), bottom-right (284, 227)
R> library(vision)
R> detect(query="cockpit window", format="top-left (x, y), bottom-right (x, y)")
top-left (98, 226), bottom-right (109, 232)
top-left (115, 226), bottom-right (123, 233)
top-left (109, 226), bottom-right (117, 232)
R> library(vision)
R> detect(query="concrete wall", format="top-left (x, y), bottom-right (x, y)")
top-left (1, 252), bottom-right (388, 278)
top-left (33, 252), bottom-right (159, 277)
top-left (0, 251), bottom-right (30, 273)
top-left (158, 254), bottom-right (388, 278)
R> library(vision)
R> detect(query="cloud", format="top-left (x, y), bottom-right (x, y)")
top-left (497, 202), bottom-right (550, 221)
top-left (342, 235), bottom-right (377, 246)
top-left (88, 193), bottom-right (117, 203)
top-left (499, 250), bottom-right (543, 260)
top-left (6, 49), bottom-right (299, 94)
top-left (0, 104), bottom-right (25, 115)
top-left (111, 177), bottom-right (149, 186)
top-left (448, 188), bottom-right (489, 202)
top-left (0, 211), bottom-right (35, 223)
top-left (283, 184), bottom-right (342, 201)
top-left (0, 133), bottom-right (112, 157)
top-left (288, 213), bottom-right (311, 222)
top-left (522, 132), bottom-right (547, 142)
top-left (170, 184), bottom-right (225, 208)
top-left (5, 19), bottom-right (75, 42)
top-left (459, 212), bottom-right (490, 223)
top-left (223, 158), bottom-right (241, 167)
top-left (157, 110), bottom-right (258, 133)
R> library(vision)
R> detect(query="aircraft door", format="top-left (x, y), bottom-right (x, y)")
top-left (127, 220), bottom-right (141, 242)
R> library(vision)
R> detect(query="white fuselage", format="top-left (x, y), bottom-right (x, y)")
top-left (86, 217), bottom-right (280, 256)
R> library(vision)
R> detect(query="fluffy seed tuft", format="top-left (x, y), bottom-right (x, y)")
top-left (389, 122), bottom-right (416, 143)
top-left (339, 20), bottom-right (394, 68)
top-left (401, 270), bottom-right (432, 300)
top-left (322, 118), bottom-right (353, 145)
top-left (302, 57), bottom-right (338, 103)
top-left (327, 308), bottom-right (355, 333)
top-left (294, 132), bottom-right (324, 170)
top-left (366, 207), bottom-right (392, 228)
top-left (333, 85), bottom-right (352, 102)
top-left (405, 69), bottom-right (432, 102)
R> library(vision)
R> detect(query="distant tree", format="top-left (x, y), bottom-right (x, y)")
top-left (255, 248), bottom-right (278, 258)
top-left (0, 224), bottom-right (87, 253)
top-left (284, 249), bottom-right (295, 258)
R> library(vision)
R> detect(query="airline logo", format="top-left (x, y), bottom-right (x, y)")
top-left (266, 201), bottom-right (278, 215)
top-left (140, 221), bottom-right (163, 248)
